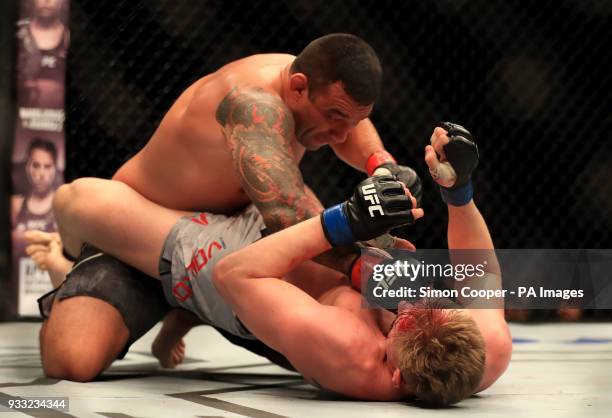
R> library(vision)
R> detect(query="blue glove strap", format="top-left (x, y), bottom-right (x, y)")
top-left (321, 204), bottom-right (355, 246)
top-left (440, 181), bottom-right (473, 206)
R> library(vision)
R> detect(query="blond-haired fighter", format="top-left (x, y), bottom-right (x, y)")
top-left (210, 124), bottom-right (510, 404)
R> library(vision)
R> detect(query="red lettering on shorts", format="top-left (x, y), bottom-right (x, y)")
top-left (207, 238), bottom-right (226, 259)
top-left (186, 248), bottom-right (208, 274)
top-left (191, 213), bottom-right (209, 225)
top-left (184, 238), bottom-right (226, 276)
top-left (173, 277), bottom-right (193, 302)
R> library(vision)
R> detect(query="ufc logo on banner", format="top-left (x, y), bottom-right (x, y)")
top-left (361, 184), bottom-right (384, 217)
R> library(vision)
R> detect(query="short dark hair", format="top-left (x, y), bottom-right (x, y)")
top-left (26, 137), bottom-right (57, 165)
top-left (290, 33), bottom-right (382, 105)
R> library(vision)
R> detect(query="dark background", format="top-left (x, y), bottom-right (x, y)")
top-left (1, 0), bottom-right (18, 317)
top-left (63, 0), bottom-right (612, 248)
top-left (2, 1), bottom-right (612, 316)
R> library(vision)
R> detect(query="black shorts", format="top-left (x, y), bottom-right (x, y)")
top-left (212, 326), bottom-right (295, 372)
top-left (37, 244), bottom-right (294, 370)
top-left (37, 244), bottom-right (171, 359)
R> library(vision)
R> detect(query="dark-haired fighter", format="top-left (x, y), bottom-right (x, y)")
top-left (34, 34), bottom-right (423, 381)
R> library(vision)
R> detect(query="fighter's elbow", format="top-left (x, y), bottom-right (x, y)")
top-left (258, 194), bottom-right (316, 233)
top-left (259, 206), bottom-right (295, 234)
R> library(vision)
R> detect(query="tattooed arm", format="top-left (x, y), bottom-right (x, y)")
top-left (216, 87), bottom-right (357, 275)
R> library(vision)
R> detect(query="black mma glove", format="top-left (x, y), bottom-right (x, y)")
top-left (437, 122), bottom-right (479, 206)
top-left (366, 150), bottom-right (423, 207)
top-left (374, 164), bottom-right (423, 207)
top-left (320, 175), bottom-right (415, 246)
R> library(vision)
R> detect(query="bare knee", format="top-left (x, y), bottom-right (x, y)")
top-left (53, 178), bottom-right (123, 253)
top-left (39, 297), bottom-right (129, 382)
top-left (53, 178), bottom-right (106, 222)
top-left (41, 332), bottom-right (123, 382)
top-left (42, 354), bottom-right (103, 382)
top-left (40, 322), bottom-right (109, 382)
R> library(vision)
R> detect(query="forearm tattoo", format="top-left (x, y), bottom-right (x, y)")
top-left (217, 87), bottom-right (323, 232)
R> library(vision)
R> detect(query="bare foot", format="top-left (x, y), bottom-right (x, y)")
top-left (151, 309), bottom-right (199, 368)
top-left (24, 230), bottom-right (73, 287)
top-left (152, 336), bottom-right (186, 369)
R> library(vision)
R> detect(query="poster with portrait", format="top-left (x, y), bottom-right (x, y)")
top-left (11, 0), bottom-right (69, 317)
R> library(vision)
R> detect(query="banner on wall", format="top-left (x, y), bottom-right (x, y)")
top-left (11, 0), bottom-right (68, 317)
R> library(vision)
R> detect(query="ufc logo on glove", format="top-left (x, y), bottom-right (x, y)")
top-left (320, 175), bottom-right (414, 247)
top-left (361, 183), bottom-right (384, 217)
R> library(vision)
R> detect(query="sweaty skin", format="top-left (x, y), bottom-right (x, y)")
top-left (102, 53), bottom-right (382, 273)
top-left (113, 55), bottom-right (300, 214)
top-left (113, 53), bottom-right (379, 216)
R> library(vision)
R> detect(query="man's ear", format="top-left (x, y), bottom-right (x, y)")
top-left (391, 368), bottom-right (404, 389)
top-left (289, 73), bottom-right (308, 98)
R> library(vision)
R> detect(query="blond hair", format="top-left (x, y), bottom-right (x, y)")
top-left (393, 307), bottom-right (485, 406)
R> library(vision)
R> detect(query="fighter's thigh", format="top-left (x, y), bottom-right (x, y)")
top-left (56, 178), bottom-right (188, 277)
top-left (40, 296), bottom-right (128, 381)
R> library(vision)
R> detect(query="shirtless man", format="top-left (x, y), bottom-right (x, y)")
top-left (44, 124), bottom-right (511, 405)
top-left (33, 33), bottom-right (422, 381)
